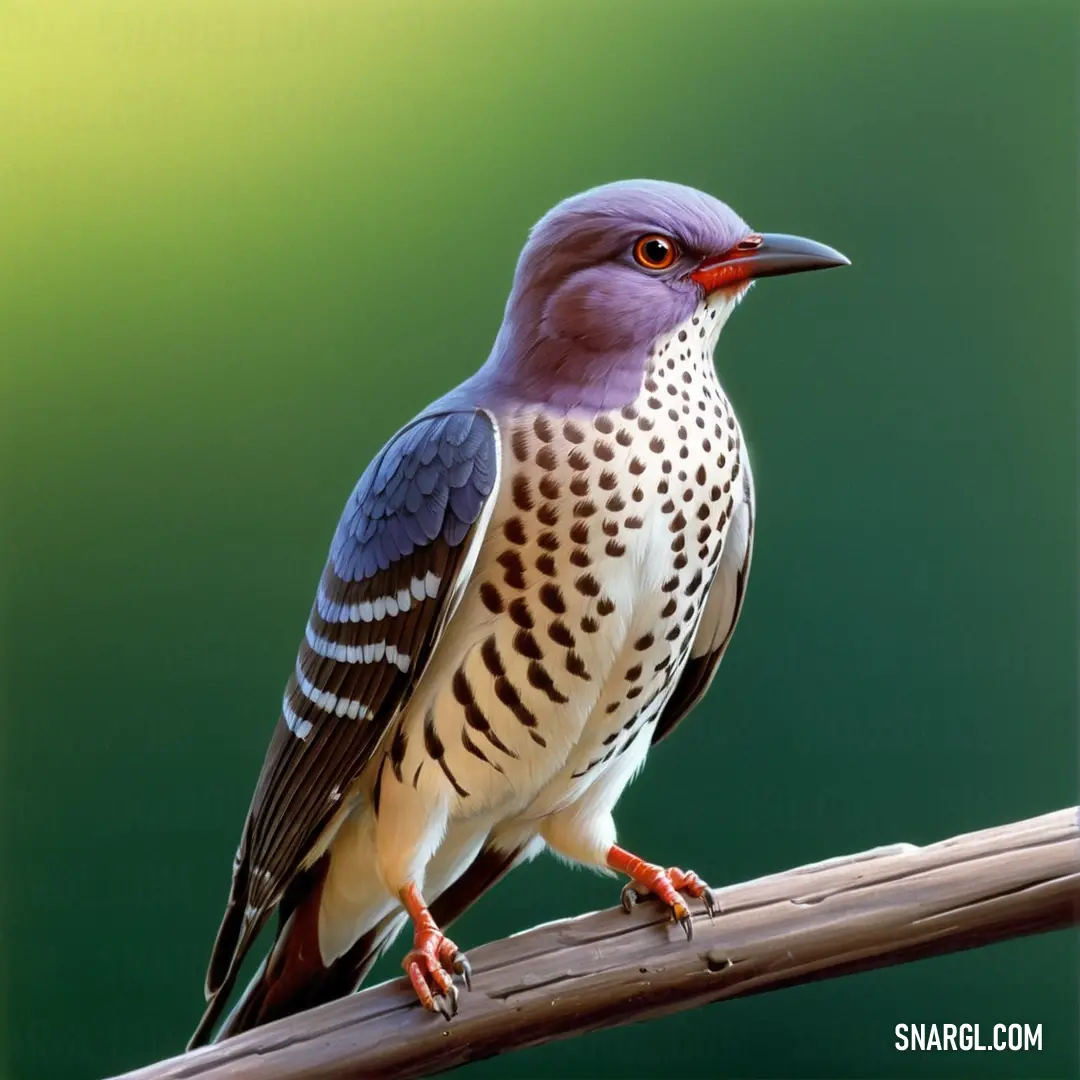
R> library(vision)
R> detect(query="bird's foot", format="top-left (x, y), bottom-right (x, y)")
top-left (399, 882), bottom-right (471, 1019)
top-left (606, 845), bottom-right (719, 939)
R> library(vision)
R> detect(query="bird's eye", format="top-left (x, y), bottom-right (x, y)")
top-left (633, 234), bottom-right (678, 271)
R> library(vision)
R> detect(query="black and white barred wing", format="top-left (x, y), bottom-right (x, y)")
top-left (203, 409), bottom-right (499, 1001)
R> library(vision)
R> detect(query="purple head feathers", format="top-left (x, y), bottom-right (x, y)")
top-left (442, 179), bottom-right (847, 414)
top-left (466, 180), bottom-right (753, 411)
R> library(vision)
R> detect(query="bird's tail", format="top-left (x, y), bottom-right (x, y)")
top-left (188, 839), bottom-right (531, 1048)
top-left (188, 856), bottom-right (406, 1050)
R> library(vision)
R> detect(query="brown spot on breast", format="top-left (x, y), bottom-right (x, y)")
top-left (548, 620), bottom-right (575, 648)
top-left (696, 503), bottom-right (711, 520)
top-left (568, 448), bottom-right (590, 472)
top-left (513, 628), bottom-right (543, 660)
top-left (580, 615), bottom-right (600, 633)
top-left (631, 486), bottom-right (643, 502)
top-left (570, 521), bottom-right (589, 544)
top-left (594, 414), bottom-right (614, 434)
top-left (570, 548), bottom-right (591, 568)
top-left (660, 597), bottom-right (677, 618)
top-left (598, 470), bottom-right (618, 490)
top-left (629, 456), bottom-right (646, 475)
top-left (634, 633), bottom-right (655, 651)
top-left (626, 686), bottom-right (643, 700)
top-left (563, 421), bottom-right (585, 444)
top-left (605, 701), bottom-right (621, 715)
top-left (503, 517), bottom-right (527, 545)
top-left (596, 597), bottom-right (615, 616)
top-left (497, 550), bottom-right (527, 589)
top-left (661, 498), bottom-right (675, 514)
top-left (566, 651), bottom-right (591, 680)
top-left (458, 670), bottom-right (518, 758)
top-left (461, 726), bottom-right (502, 772)
top-left (539, 582), bottom-right (566, 614)
top-left (685, 569), bottom-right (704, 596)
top-left (534, 415), bottom-right (554, 443)
top-left (575, 573), bottom-right (601, 597)
top-left (625, 663), bottom-right (643, 681)
top-left (569, 475), bottom-right (590, 497)
top-left (511, 429), bottom-right (531, 463)
top-left (511, 475), bottom-right (533, 511)
top-left (698, 524), bottom-right (712, 543)
top-left (539, 475), bottom-right (561, 500)
top-left (649, 435), bottom-right (665, 453)
top-left (605, 539), bottom-right (626, 557)
top-left (508, 597), bottom-right (534, 628)
top-left (480, 635), bottom-right (505, 677)
top-left (637, 415), bottom-right (655, 432)
top-left (624, 515), bottom-right (643, 529)
top-left (647, 396), bottom-right (662, 410)
top-left (662, 575), bottom-right (680, 593)
top-left (696, 465), bottom-right (707, 485)
top-left (670, 510), bottom-right (687, 532)
top-left (537, 503), bottom-right (559, 527)
top-left (594, 440), bottom-right (615, 462)
top-left (537, 530), bottom-right (560, 551)
top-left (527, 660), bottom-right (569, 704)
top-left (390, 725), bottom-right (408, 782)
top-left (674, 551), bottom-right (688, 570)
top-left (424, 710), bottom-right (469, 798)
top-left (615, 428), bottom-right (633, 447)
top-left (605, 493), bottom-right (626, 512)
top-left (671, 532), bottom-right (685, 552)
top-left (536, 445), bottom-right (558, 471)
top-left (621, 404), bottom-right (639, 421)
top-left (479, 582), bottom-right (504, 613)
top-left (602, 518), bottom-right (619, 536)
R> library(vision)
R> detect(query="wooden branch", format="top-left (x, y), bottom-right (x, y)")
top-left (114, 807), bottom-right (1080, 1080)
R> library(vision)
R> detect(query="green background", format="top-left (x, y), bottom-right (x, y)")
top-left (2, 1), bottom-right (1076, 1077)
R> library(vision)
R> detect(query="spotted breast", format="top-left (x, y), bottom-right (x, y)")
top-left (385, 291), bottom-right (750, 831)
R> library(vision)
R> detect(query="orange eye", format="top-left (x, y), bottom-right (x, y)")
top-left (633, 234), bottom-right (678, 271)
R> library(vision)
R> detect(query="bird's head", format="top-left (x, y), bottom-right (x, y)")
top-left (481, 179), bottom-right (848, 409)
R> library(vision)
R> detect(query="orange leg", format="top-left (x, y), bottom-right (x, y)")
top-left (399, 882), bottom-right (471, 1019)
top-left (606, 844), bottom-right (719, 939)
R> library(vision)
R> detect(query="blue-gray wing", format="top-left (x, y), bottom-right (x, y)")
top-left (204, 408), bottom-right (499, 998)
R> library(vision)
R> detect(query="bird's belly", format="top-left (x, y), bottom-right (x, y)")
top-left (398, 336), bottom-right (746, 820)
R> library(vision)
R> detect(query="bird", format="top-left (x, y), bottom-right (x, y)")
top-left (189, 179), bottom-right (848, 1047)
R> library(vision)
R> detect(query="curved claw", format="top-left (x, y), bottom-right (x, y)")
top-left (673, 900), bottom-right (694, 940)
top-left (433, 992), bottom-right (455, 1021)
top-left (621, 883), bottom-right (641, 913)
top-left (702, 886), bottom-right (719, 921)
top-left (452, 951), bottom-right (473, 991)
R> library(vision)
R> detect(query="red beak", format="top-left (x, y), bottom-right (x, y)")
top-left (690, 232), bottom-right (850, 293)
